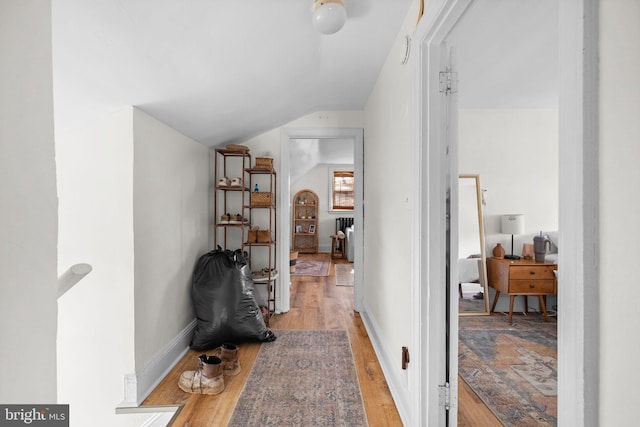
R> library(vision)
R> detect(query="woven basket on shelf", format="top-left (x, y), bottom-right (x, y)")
top-left (247, 227), bottom-right (271, 243)
top-left (251, 192), bottom-right (272, 207)
top-left (257, 229), bottom-right (271, 243)
top-left (254, 157), bottom-right (273, 170)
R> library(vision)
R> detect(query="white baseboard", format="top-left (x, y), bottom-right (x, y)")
top-left (116, 404), bottom-right (181, 425)
top-left (140, 412), bottom-right (177, 427)
top-left (359, 303), bottom-right (410, 426)
top-left (119, 319), bottom-right (196, 407)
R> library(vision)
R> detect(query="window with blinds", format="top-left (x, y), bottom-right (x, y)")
top-left (331, 170), bottom-right (354, 210)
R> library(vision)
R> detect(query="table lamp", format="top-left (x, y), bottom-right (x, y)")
top-left (501, 214), bottom-right (524, 260)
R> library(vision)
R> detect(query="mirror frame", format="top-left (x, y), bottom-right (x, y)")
top-left (458, 174), bottom-right (490, 316)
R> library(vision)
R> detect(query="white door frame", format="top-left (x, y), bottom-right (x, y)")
top-left (411, 0), bottom-right (599, 425)
top-left (279, 128), bottom-right (365, 313)
top-left (409, 1), bottom-right (470, 425)
top-left (556, 1), bottom-right (600, 425)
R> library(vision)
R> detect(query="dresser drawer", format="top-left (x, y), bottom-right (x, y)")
top-left (509, 265), bottom-right (556, 280)
top-left (509, 279), bottom-right (556, 294)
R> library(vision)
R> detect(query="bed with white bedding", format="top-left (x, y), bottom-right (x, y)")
top-left (458, 257), bottom-right (481, 284)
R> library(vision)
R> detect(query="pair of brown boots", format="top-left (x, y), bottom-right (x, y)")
top-left (178, 343), bottom-right (241, 395)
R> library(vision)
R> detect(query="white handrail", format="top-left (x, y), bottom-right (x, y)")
top-left (57, 263), bottom-right (93, 299)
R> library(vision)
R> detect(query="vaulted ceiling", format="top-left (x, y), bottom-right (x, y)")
top-left (52, 0), bottom-right (558, 149)
top-left (52, 0), bottom-right (413, 147)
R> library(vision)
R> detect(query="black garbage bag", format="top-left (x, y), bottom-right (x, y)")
top-left (190, 247), bottom-right (276, 350)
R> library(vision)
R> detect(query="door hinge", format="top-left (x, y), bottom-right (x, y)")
top-left (439, 70), bottom-right (458, 95)
top-left (439, 382), bottom-right (451, 410)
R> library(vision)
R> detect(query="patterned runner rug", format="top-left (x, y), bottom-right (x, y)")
top-left (229, 330), bottom-right (368, 426)
top-left (459, 314), bottom-right (557, 426)
top-left (290, 257), bottom-right (330, 277)
top-left (334, 264), bottom-right (354, 286)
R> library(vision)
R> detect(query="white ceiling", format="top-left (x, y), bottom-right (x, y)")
top-left (52, 0), bottom-right (412, 147)
top-left (51, 0), bottom-right (558, 148)
top-left (290, 138), bottom-right (354, 183)
top-left (450, 0), bottom-right (558, 109)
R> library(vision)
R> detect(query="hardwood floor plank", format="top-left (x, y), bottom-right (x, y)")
top-left (142, 253), bottom-right (493, 426)
top-left (141, 254), bottom-right (402, 426)
top-left (457, 375), bottom-right (502, 426)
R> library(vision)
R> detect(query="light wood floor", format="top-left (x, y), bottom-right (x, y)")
top-left (142, 253), bottom-right (497, 426)
top-left (458, 378), bottom-right (502, 426)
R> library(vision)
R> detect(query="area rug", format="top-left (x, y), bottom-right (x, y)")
top-left (290, 258), bottom-right (330, 277)
top-left (458, 314), bottom-right (557, 426)
top-left (228, 330), bottom-right (368, 426)
top-left (459, 296), bottom-right (486, 313)
top-left (334, 264), bottom-right (354, 286)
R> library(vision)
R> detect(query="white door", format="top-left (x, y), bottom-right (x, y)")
top-left (414, 0), bottom-right (594, 425)
top-left (410, 2), bottom-right (469, 424)
top-left (444, 46), bottom-right (460, 427)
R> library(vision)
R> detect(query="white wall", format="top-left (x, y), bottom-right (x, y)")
top-left (0, 0), bottom-right (58, 403)
top-left (459, 109), bottom-right (559, 237)
top-left (361, 0), bottom-right (420, 409)
top-left (237, 111), bottom-right (364, 301)
top-left (57, 107), bottom-right (207, 425)
top-left (56, 108), bottom-right (148, 426)
top-left (243, 111), bottom-right (365, 160)
top-left (132, 108), bottom-right (209, 396)
top-left (599, 1), bottom-right (640, 424)
top-left (291, 164), bottom-right (353, 252)
top-left (215, 111), bottom-right (364, 248)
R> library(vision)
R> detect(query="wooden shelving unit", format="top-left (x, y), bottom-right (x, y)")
top-left (242, 164), bottom-right (277, 324)
top-left (213, 149), bottom-right (251, 249)
top-left (292, 189), bottom-right (319, 254)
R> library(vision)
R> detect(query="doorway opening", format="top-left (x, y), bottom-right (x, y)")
top-left (411, 0), bottom-right (598, 425)
top-left (447, 0), bottom-right (560, 424)
top-left (279, 128), bottom-right (364, 314)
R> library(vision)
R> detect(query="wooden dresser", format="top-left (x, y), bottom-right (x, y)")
top-left (487, 258), bottom-right (557, 322)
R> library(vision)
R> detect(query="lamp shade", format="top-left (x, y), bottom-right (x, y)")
top-left (312, 0), bottom-right (347, 34)
top-left (501, 214), bottom-right (525, 235)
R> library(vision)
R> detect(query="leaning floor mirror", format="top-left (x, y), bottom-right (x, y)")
top-left (458, 174), bottom-right (490, 316)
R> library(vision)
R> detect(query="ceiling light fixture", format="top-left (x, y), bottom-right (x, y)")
top-left (312, 0), bottom-right (347, 35)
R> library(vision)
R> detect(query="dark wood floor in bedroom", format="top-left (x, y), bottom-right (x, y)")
top-left (142, 253), bottom-right (497, 426)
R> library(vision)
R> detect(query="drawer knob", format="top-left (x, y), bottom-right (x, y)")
top-left (530, 284), bottom-right (535, 288)
top-left (530, 271), bottom-right (536, 275)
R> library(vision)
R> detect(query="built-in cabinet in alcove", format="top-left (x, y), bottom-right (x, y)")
top-left (292, 189), bottom-right (319, 254)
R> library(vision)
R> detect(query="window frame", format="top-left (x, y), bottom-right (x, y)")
top-left (328, 167), bottom-right (355, 212)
